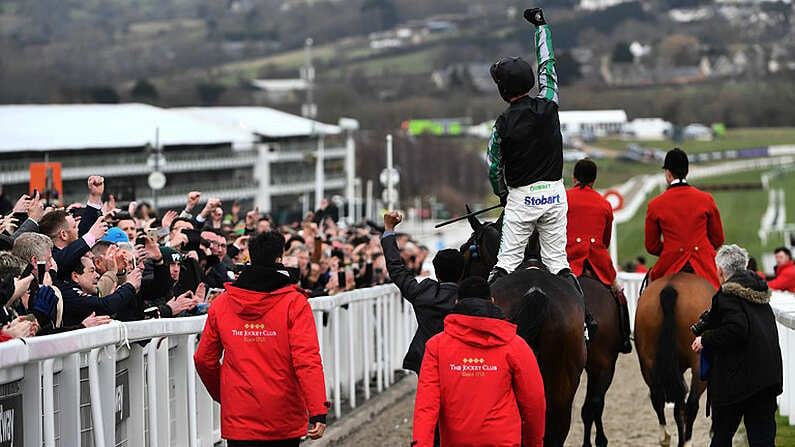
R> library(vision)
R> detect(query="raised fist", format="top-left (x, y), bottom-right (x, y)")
top-left (524, 8), bottom-right (546, 26)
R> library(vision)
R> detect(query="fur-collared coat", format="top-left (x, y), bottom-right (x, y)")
top-left (702, 269), bottom-right (783, 407)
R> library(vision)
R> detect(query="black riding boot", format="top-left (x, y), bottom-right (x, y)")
top-left (558, 269), bottom-right (597, 342)
top-left (612, 286), bottom-right (633, 354)
top-left (488, 266), bottom-right (508, 285)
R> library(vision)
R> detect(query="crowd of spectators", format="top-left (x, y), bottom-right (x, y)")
top-left (0, 176), bottom-right (429, 343)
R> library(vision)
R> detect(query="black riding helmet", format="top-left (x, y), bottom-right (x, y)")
top-left (490, 57), bottom-right (535, 103)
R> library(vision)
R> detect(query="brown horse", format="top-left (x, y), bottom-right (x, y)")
top-left (634, 273), bottom-right (715, 447)
top-left (580, 275), bottom-right (622, 447)
top-left (461, 214), bottom-right (587, 446)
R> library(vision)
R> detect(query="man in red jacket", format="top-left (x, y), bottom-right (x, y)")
top-left (194, 231), bottom-right (329, 446)
top-left (645, 148), bottom-right (725, 290)
top-left (768, 246), bottom-right (795, 292)
top-left (566, 158), bottom-right (631, 353)
top-left (413, 277), bottom-right (546, 447)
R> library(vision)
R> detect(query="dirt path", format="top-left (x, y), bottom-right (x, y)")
top-left (336, 354), bottom-right (748, 446)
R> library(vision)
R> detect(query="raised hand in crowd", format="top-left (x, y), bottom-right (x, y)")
top-left (384, 211), bottom-right (403, 231)
top-left (125, 268), bottom-right (143, 292)
top-left (185, 191), bottom-right (201, 213)
top-left (87, 175), bottom-right (104, 205)
top-left (200, 198), bottom-right (221, 219)
top-left (245, 206), bottom-right (260, 230)
top-left (81, 312), bottom-right (112, 328)
top-left (2, 215), bottom-right (18, 234)
top-left (161, 210), bottom-right (178, 231)
top-left (88, 214), bottom-right (109, 241)
top-left (194, 283), bottom-right (207, 304)
top-left (12, 193), bottom-right (32, 214)
top-left (9, 274), bottom-right (35, 305)
top-left (28, 191), bottom-right (44, 222)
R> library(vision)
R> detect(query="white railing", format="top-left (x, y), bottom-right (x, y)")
top-left (0, 284), bottom-right (413, 446)
top-left (772, 292), bottom-right (795, 426)
top-left (616, 272), bottom-right (646, 332)
top-left (617, 272), bottom-right (795, 426)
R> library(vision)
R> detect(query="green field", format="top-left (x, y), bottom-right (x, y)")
top-left (777, 411), bottom-right (795, 445)
top-left (596, 128), bottom-right (795, 155)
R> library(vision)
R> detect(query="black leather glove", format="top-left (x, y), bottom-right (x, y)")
top-left (524, 8), bottom-right (546, 26)
top-left (498, 191), bottom-right (508, 207)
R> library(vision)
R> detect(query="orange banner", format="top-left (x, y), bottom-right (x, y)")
top-left (29, 162), bottom-right (63, 205)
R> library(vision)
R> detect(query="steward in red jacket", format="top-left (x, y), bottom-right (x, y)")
top-left (194, 232), bottom-right (329, 446)
top-left (413, 277), bottom-right (545, 447)
top-left (566, 158), bottom-right (631, 353)
top-left (768, 247), bottom-right (795, 292)
top-left (645, 148), bottom-right (724, 290)
top-left (565, 160), bottom-right (616, 286)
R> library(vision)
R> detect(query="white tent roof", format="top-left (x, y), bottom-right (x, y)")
top-left (558, 110), bottom-right (628, 125)
top-left (0, 103), bottom-right (253, 153)
top-left (175, 106), bottom-right (341, 139)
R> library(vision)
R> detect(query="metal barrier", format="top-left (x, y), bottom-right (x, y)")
top-left (0, 284), bottom-right (413, 446)
top-left (617, 272), bottom-right (795, 426)
top-left (772, 292), bottom-right (795, 426)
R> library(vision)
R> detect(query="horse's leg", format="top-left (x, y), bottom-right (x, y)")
top-left (592, 367), bottom-right (616, 447)
top-left (580, 371), bottom-right (596, 447)
top-left (546, 402), bottom-right (574, 447)
top-left (673, 397), bottom-right (687, 447)
top-left (650, 386), bottom-right (671, 447)
top-left (683, 372), bottom-right (705, 447)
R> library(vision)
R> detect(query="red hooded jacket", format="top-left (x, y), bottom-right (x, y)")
top-left (645, 182), bottom-right (724, 289)
top-left (768, 260), bottom-right (795, 292)
top-left (194, 267), bottom-right (328, 441)
top-left (566, 185), bottom-right (616, 286)
top-left (413, 305), bottom-right (545, 447)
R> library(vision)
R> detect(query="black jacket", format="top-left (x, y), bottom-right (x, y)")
top-left (58, 280), bottom-right (138, 326)
top-left (702, 269), bottom-right (783, 407)
top-left (381, 232), bottom-right (457, 374)
top-left (493, 95), bottom-right (562, 189)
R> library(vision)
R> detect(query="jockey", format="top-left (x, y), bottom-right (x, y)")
top-left (566, 159), bottom-right (631, 353)
top-left (645, 148), bottom-right (725, 290)
top-left (486, 8), bottom-right (582, 299)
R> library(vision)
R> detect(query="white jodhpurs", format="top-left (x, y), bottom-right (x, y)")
top-left (495, 179), bottom-right (570, 275)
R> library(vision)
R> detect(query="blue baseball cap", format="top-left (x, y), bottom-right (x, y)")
top-left (102, 227), bottom-right (129, 244)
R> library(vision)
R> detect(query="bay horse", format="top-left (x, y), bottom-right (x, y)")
top-left (460, 213), bottom-right (587, 446)
top-left (634, 273), bottom-right (714, 447)
top-left (579, 275), bottom-right (622, 447)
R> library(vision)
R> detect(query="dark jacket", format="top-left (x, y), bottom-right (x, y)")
top-left (381, 232), bottom-right (457, 374)
top-left (194, 265), bottom-right (328, 441)
top-left (701, 269), bottom-right (783, 407)
top-left (58, 280), bottom-right (138, 326)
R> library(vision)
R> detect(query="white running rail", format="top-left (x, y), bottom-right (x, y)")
top-left (0, 284), bottom-right (414, 446)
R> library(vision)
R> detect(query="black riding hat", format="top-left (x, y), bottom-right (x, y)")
top-left (490, 57), bottom-right (535, 103)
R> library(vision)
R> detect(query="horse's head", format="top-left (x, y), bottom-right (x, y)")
top-left (459, 207), bottom-right (501, 279)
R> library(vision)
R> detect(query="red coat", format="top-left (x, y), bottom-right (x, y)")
top-left (566, 185), bottom-right (616, 285)
top-left (645, 183), bottom-right (724, 289)
top-left (194, 283), bottom-right (328, 441)
top-left (768, 261), bottom-right (795, 292)
top-left (413, 314), bottom-right (546, 447)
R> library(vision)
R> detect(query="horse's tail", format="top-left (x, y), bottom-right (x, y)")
top-left (650, 285), bottom-right (687, 403)
top-left (514, 286), bottom-right (550, 351)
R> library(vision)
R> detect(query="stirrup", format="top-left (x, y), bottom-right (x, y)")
top-left (488, 266), bottom-right (508, 285)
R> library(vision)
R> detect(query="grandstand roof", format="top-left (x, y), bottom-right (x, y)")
top-left (174, 107), bottom-right (341, 139)
top-left (0, 103), bottom-right (254, 153)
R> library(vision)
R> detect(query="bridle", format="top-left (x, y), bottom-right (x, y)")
top-left (461, 222), bottom-right (500, 278)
